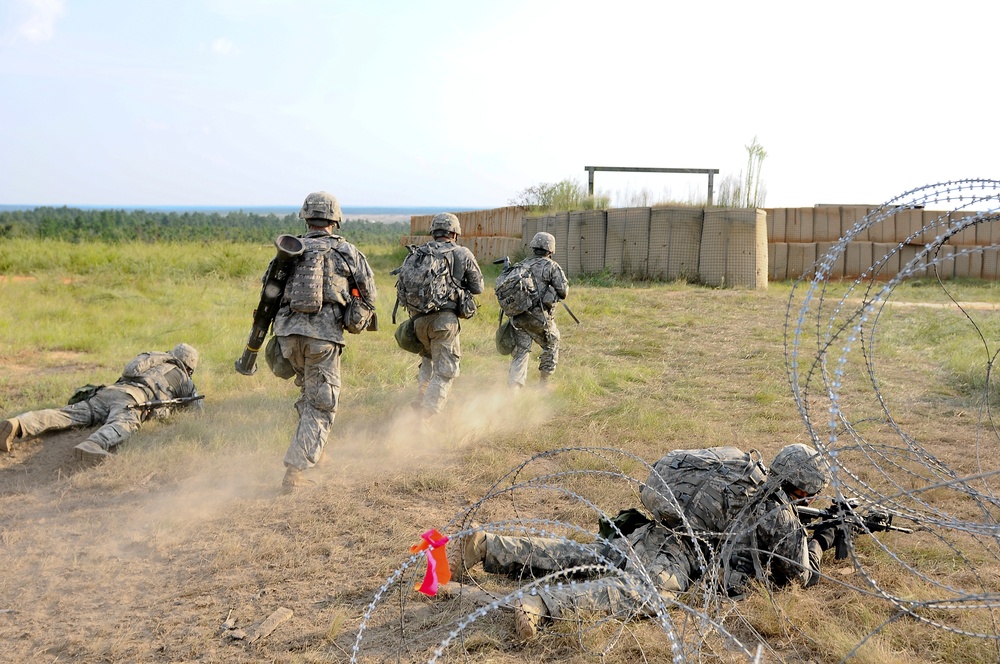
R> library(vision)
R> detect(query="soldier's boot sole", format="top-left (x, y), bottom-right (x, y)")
top-left (513, 595), bottom-right (547, 640)
top-left (1, 419), bottom-right (20, 453)
top-left (74, 441), bottom-right (110, 464)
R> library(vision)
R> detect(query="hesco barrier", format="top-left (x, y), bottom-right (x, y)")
top-left (527, 206), bottom-right (769, 289)
top-left (765, 206), bottom-right (1000, 281)
top-left (700, 209), bottom-right (768, 289)
top-left (404, 204), bottom-right (1000, 285)
top-left (648, 207), bottom-right (702, 281)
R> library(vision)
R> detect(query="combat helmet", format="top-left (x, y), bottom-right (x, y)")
top-left (529, 231), bottom-right (556, 254)
top-left (429, 212), bottom-right (461, 237)
top-left (768, 443), bottom-right (830, 495)
top-left (299, 191), bottom-right (342, 226)
top-left (170, 343), bottom-right (200, 374)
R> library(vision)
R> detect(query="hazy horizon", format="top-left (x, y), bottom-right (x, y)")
top-left (0, 204), bottom-right (484, 215)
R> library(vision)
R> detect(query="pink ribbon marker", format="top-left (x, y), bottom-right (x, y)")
top-left (410, 528), bottom-right (452, 596)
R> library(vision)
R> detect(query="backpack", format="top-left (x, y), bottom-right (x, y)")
top-left (395, 244), bottom-right (458, 315)
top-left (494, 262), bottom-right (538, 317)
top-left (285, 236), bottom-right (334, 314)
top-left (121, 352), bottom-right (175, 381)
top-left (640, 447), bottom-right (767, 534)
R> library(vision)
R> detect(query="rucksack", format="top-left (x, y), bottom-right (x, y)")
top-left (395, 244), bottom-right (458, 315)
top-left (494, 262), bottom-right (538, 317)
top-left (119, 351), bottom-right (185, 399)
top-left (121, 352), bottom-right (175, 381)
top-left (640, 447), bottom-right (767, 534)
top-left (285, 236), bottom-right (334, 314)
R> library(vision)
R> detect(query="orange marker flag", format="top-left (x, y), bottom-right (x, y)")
top-left (411, 528), bottom-right (451, 596)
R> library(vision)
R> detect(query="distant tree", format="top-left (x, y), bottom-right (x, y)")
top-left (0, 208), bottom-right (408, 245)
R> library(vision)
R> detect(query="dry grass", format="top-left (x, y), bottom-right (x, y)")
top-left (1, 242), bottom-right (1000, 662)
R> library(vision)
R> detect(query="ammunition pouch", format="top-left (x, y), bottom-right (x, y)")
top-left (455, 289), bottom-right (478, 320)
top-left (344, 296), bottom-right (378, 334)
top-left (68, 384), bottom-right (104, 405)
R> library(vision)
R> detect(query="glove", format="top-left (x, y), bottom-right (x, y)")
top-left (811, 524), bottom-right (838, 552)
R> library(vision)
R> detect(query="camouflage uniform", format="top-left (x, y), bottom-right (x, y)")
top-left (4, 348), bottom-right (198, 454)
top-left (719, 486), bottom-right (821, 592)
top-left (508, 255), bottom-right (568, 387)
top-left (271, 228), bottom-right (377, 471)
top-left (473, 449), bottom-right (825, 623)
top-left (409, 239), bottom-right (484, 414)
top-left (481, 523), bottom-right (695, 620)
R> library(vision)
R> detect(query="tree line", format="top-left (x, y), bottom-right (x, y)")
top-left (0, 207), bottom-right (409, 245)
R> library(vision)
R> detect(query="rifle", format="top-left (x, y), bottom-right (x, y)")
top-left (235, 234), bottom-right (305, 375)
top-left (126, 395), bottom-right (205, 411)
top-left (797, 498), bottom-right (914, 559)
top-left (492, 256), bottom-right (580, 324)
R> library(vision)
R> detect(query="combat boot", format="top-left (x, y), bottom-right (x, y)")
top-left (449, 527), bottom-right (486, 578)
top-left (538, 372), bottom-right (553, 390)
top-left (1, 418), bottom-right (21, 453)
top-left (281, 466), bottom-right (315, 494)
top-left (74, 440), bottom-right (110, 464)
top-left (513, 595), bottom-right (547, 640)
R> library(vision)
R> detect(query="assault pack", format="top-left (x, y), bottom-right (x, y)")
top-left (494, 261), bottom-right (538, 317)
top-left (119, 352), bottom-right (186, 399)
top-left (640, 446), bottom-right (767, 534)
top-left (394, 244), bottom-right (459, 315)
top-left (285, 236), bottom-right (336, 314)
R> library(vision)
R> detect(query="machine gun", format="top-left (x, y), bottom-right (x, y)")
top-left (234, 234), bottom-right (305, 375)
top-left (797, 498), bottom-right (914, 560)
top-left (492, 256), bottom-right (580, 324)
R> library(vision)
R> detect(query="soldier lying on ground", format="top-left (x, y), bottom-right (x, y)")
top-left (1, 343), bottom-right (201, 463)
top-left (448, 444), bottom-right (838, 640)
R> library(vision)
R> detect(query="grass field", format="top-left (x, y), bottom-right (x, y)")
top-left (1, 238), bottom-right (1000, 663)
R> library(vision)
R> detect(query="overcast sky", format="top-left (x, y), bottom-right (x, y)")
top-left (1, 0), bottom-right (997, 209)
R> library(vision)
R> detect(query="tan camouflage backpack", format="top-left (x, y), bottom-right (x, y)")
top-left (494, 261), bottom-right (538, 317)
top-left (285, 236), bottom-right (336, 314)
top-left (394, 244), bottom-right (459, 314)
top-left (640, 446), bottom-right (767, 534)
top-left (119, 351), bottom-right (185, 399)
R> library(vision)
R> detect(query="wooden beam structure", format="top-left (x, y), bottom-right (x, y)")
top-left (584, 166), bottom-right (721, 206)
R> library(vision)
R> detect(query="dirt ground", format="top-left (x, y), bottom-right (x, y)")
top-left (0, 380), bottom-right (562, 663)
top-left (2, 291), bottom-right (999, 663)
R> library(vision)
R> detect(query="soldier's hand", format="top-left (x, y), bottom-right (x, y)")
top-left (811, 524), bottom-right (838, 552)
